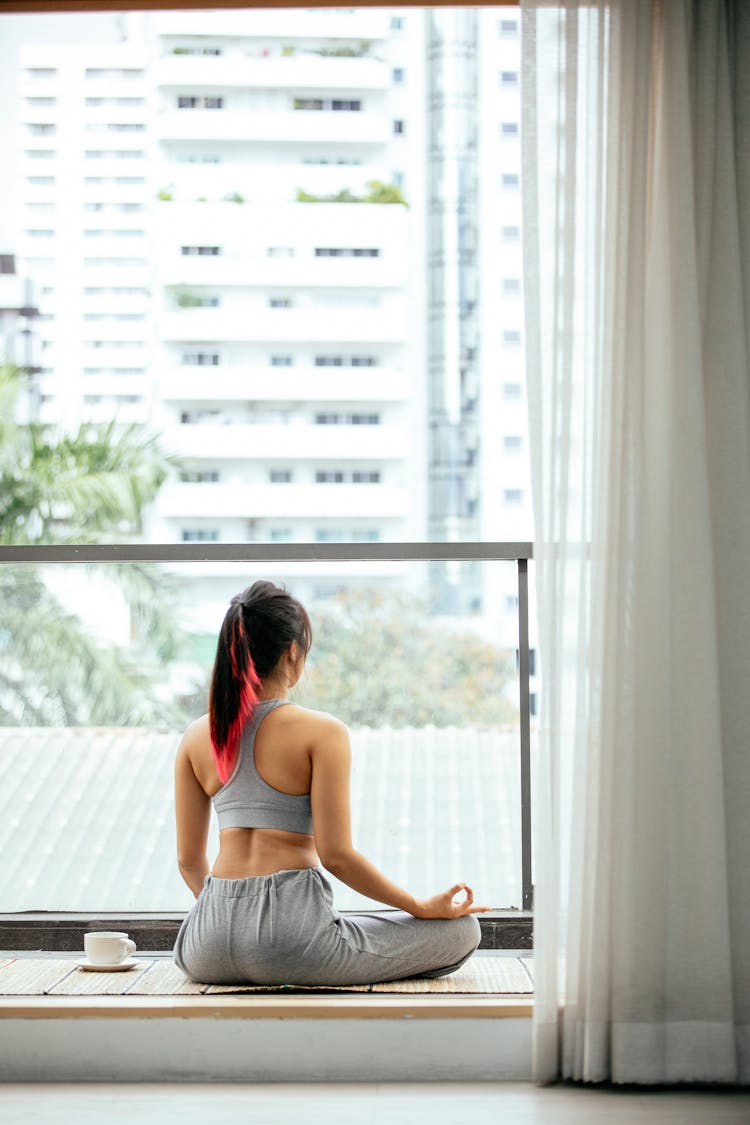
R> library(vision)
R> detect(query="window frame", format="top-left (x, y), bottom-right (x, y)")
top-left (1, 0), bottom-right (529, 951)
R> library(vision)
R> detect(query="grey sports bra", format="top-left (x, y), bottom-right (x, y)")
top-left (212, 699), bottom-right (313, 835)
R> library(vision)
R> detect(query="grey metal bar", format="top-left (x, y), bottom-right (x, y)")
top-left (517, 557), bottom-right (533, 911)
top-left (0, 541), bottom-right (534, 564)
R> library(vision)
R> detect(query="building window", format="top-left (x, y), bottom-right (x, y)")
top-left (267, 246), bottom-right (295, 258)
top-left (499, 18), bottom-right (519, 37)
top-left (293, 98), bottom-right (361, 112)
top-left (269, 470), bottom-right (293, 483)
top-left (391, 15), bottom-right (404, 30)
top-left (502, 173), bottom-right (520, 190)
top-left (172, 45), bottom-right (222, 56)
top-left (393, 119), bottom-right (405, 135)
top-left (504, 435), bottom-right (523, 452)
top-left (270, 355), bottom-right (293, 367)
top-left (174, 292), bottom-right (219, 307)
top-left (504, 489), bottom-right (523, 504)
top-left (177, 95), bottom-right (223, 109)
top-left (28, 124), bottom-right (56, 136)
top-left (181, 529), bottom-right (220, 542)
top-left (315, 528), bottom-right (380, 543)
top-left (503, 382), bottom-right (522, 400)
top-left (500, 70), bottom-right (519, 86)
top-left (269, 528), bottom-right (294, 542)
top-left (503, 278), bottom-right (522, 295)
top-left (314, 354), bottom-right (377, 367)
top-left (269, 297), bottom-right (293, 308)
top-left (501, 122), bottom-right (519, 137)
top-left (503, 329), bottom-right (522, 346)
top-left (181, 245), bottom-right (220, 256)
top-left (502, 224), bottom-right (521, 241)
top-left (182, 352), bottom-right (220, 366)
top-left (392, 67), bottom-right (405, 84)
top-left (179, 470), bottom-right (220, 483)
top-left (316, 469), bottom-right (381, 484)
top-left (314, 248), bottom-right (379, 258)
top-left (314, 413), bottom-right (380, 426)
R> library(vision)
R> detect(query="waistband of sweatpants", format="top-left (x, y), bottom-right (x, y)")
top-left (201, 867), bottom-right (319, 898)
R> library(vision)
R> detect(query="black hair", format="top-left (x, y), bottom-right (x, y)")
top-left (209, 580), bottom-right (312, 781)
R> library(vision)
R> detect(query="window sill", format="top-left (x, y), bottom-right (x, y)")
top-left (0, 993), bottom-right (532, 1020)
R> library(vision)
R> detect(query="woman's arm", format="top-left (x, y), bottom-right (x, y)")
top-left (310, 717), bottom-right (488, 919)
top-left (174, 718), bottom-right (211, 897)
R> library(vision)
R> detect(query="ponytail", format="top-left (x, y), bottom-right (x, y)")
top-left (209, 581), bottom-right (312, 784)
top-left (209, 599), bottom-right (262, 783)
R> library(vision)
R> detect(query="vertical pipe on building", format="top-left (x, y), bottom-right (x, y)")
top-left (517, 555), bottom-right (533, 910)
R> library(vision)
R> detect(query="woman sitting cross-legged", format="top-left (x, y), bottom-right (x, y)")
top-left (173, 579), bottom-right (487, 986)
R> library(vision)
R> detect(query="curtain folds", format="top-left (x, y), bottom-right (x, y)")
top-left (521, 0), bottom-right (750, 1084)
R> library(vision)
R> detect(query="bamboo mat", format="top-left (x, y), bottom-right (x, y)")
top-left (0, 955), bottom-right (533, 997)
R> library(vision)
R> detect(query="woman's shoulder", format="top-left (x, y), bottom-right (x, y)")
top-left (177, 713), bottom-right (211, 758)
top-left (284, 702), bottom-right (348, 738)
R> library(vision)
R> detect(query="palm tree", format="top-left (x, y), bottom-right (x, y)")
top-left (0, 365), bottom-right (181, 725)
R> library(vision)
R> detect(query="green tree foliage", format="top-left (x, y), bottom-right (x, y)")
top-left (296, 181), bottom-right (407, 206)
top-left (292, 588), bottom-right (517, 727)
top-left (0, 366), bottom-right (179, 726)
top-left (363, 180), bottom-right (407, 206)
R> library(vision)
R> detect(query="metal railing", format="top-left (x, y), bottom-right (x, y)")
top-left (1, 539), bottom-right (534, 912)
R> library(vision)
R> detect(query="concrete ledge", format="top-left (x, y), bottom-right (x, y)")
top-left (0, 994), bottom-right (533, 1081)
top-left (0, 1012), bottom-right (533, 1082)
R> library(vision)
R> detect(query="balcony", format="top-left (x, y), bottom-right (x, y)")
top-left (164, 421), bottom-right (406, 460)
top-left (159, 307), bottom-right (407, 344)
top-left (159, 482), bottom-right (408, 520)
top-left (158, 365), bottom-right (406, 403)
top-left (157, 108), bottom-right (389, 146)
top-left (157, 54), bottom-right (389, 92)
top-left (159, 253), bottom-right (405, 290)
top-left (151, 9), bottom-right (390, 40)
top-left (0, 539), bottom-right (533, 1080)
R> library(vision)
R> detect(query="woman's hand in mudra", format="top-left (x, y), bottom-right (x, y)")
top-left (413, 883), bottom-right (490, 919)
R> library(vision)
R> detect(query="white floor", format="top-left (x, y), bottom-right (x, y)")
top-left (1, 1082), bottom-right (749, 1125)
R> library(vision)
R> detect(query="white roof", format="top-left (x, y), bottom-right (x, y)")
top-left (0, 726), bottom-right (522, 913)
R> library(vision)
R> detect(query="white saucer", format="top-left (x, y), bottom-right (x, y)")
top-left (76, 959), bottom-right (140, 973)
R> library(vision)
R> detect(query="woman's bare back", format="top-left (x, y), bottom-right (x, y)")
top-left (185, 704), bottom-right (325, 879)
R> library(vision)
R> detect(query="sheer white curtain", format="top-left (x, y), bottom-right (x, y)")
top-left (521, 0), bottom-right (750, 1084)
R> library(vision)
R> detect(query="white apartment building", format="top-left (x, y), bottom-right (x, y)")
top-left (16, 8), bottom-right (531, 651)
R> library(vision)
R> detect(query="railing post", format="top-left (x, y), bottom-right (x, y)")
top-left (517, 556), bottom-right (533, 911)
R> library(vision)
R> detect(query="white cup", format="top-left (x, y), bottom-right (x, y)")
top-left (84, 931), bottom-right (137, 966)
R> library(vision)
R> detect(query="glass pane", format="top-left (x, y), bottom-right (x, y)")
top-left (0, 557), bottom-right (531, 912)
top-left (0, 5), bottom-right (530, 570)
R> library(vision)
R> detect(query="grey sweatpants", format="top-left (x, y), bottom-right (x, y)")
top-left (173, 867), bottom-right (481, 986)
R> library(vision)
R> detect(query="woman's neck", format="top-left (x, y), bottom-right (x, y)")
top-left (258, 679), bottom-right (288, 701)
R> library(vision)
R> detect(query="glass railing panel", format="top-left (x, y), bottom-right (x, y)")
top-left (0, 550), bottom-right (532, 913)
